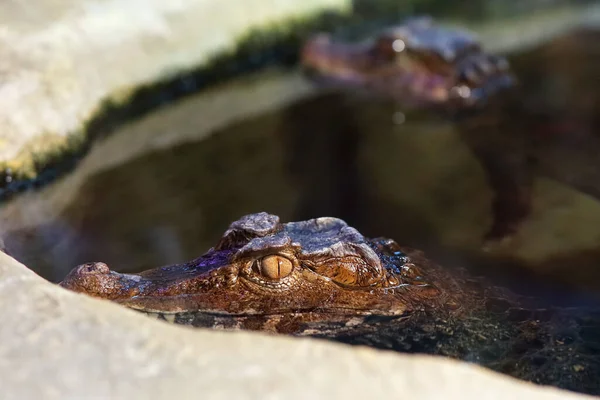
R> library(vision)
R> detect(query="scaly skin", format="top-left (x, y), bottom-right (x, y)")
top-left (61, 213), bottom-right (600, 395)
top-left (301, 16), bottom-right (515, 111)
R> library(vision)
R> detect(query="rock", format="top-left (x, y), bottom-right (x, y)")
top-left (0, 251), bottom-right (591, 399)
top-left (0, 0), bottom-right (351, 180)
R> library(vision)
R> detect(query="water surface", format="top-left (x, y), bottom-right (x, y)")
top-left (2, 28), bottom-right (600, 307)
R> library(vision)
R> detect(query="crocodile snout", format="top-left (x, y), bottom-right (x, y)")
top-left (60, 262), bottom-right (140, 300)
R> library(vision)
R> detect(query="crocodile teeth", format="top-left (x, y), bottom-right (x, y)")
top-left (145, 312), bottom-right (160, 319)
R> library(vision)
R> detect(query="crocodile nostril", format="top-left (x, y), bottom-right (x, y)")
top-left (76, 262), bottom-right (110, 275)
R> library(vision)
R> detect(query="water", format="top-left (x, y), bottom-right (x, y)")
top-left (1, 27), bottom-right (600, 309)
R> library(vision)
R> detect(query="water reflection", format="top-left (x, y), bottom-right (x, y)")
top-left (282, 93), bottom-right (366, 225)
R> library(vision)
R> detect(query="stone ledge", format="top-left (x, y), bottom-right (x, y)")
top-left (0, 251), bottom-right (592, 400)
top-left (0, 0), bottom-right (350, 180)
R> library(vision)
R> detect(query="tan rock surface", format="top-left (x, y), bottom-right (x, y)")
top-left (0, 0), bottom-right (349, 176)
top-left (0, 251), bottom-right (593, 400)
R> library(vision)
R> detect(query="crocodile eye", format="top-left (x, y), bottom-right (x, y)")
top-left (373, 36), bottom-right (401, 61)
top-left (257, 255), bottom-right (293, 280)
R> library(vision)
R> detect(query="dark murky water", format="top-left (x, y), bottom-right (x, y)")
top-left (3, 28), bottom-right (600, 308)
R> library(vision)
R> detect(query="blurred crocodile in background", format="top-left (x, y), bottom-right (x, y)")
top-left (301, 16), bottom-right (600, 244)
top-left (301, 16), bottom-right (515, 111)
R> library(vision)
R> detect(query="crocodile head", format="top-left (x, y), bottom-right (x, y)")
top-left (302, 16), bottom-right (515, 109)
top-left (60, 212), bottom-right (460, 332)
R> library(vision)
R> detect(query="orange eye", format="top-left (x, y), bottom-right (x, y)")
top-left (257, 255), bottom-right (293, 280)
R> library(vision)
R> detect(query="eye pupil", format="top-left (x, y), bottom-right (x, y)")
top-left (258, 255), bottom-right (293, 280)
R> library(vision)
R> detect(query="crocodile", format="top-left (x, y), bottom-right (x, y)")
top-left (60, 212), bottom-right (600, 395)
top-left (301, 17), bottom-right (600, 242)
top-left (301, 16), bottom-right (515, 111)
